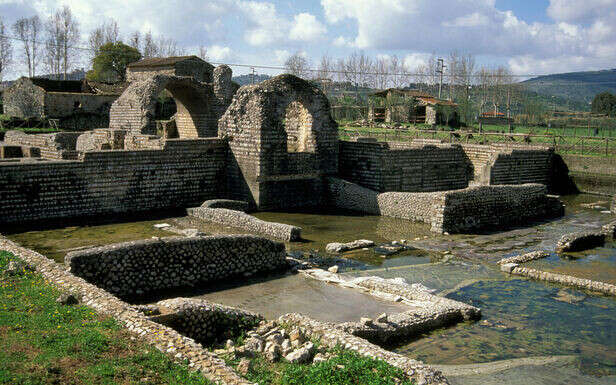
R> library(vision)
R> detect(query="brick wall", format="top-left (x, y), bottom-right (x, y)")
top-left (0, 138), bottom-right (228, 225)
top-left (339, 140), bottom-right (470, 193)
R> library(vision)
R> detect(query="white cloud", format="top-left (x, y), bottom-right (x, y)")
top-left (274, 49), bottom-right (291, 64)
top-left (208, 45), bottom-right (233, 61)
top-left (403, 53), bottom-right (431, 70)
top-left (321, 0), bottom-right (616, 74)
top-left (547, 0), bottom-right (616, 23)
top-left (289, 13), bottom-right (327, 42)
top-left (333, 36), bottom-right (350, 47)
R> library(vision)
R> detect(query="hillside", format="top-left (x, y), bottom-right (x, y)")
top-left (522, 69), bottom-right (616, 108)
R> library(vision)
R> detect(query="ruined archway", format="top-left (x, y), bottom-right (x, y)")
top-left (109, 75), bottom-right (216, 138)
top-left (219, 74), bottom-right (339, 209)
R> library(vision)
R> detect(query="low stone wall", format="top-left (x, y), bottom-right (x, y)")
top-left (153, 298), bottom-right (263, 345)
top-left (3, 130), bottom-right (81, 159)
top-left (327, 177), bottom-right (564, 234)
top-left (604, 221), bottom-right (616, 239)
top-left (555, 231), bottom-right (606, 253)
top-left (188, 207), bottom-right (301, 241)
top-left (280, 313), bottom-right (450, 385)
top-left (66, 235), bottom-right (287, 298)
top-left (563, 155), bottom-right (616, 196)
top-left (200, 199), bottom-right (249, 212)
top-left (505, 265), bottom-right (616, 296)
top-left (498, 251), bottom-right (550, 265)
top-left (0, 235), bottom-right (252, 385)
top-left (612, 197), bottom-right (616, 214)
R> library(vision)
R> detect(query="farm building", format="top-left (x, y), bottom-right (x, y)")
top-left (478, 111), bottom-right (514, 126)
top-left (368, 89), bottom-right (459, 126)
top-left (2, 77), bottom-right (126, 129)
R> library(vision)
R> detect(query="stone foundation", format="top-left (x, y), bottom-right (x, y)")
top-left (327, 177), bottom-right (564, 234)
top-left (3, 130), bottom-right (81, 160)
top-left (498, 251), bottom-right (550, 265)
top-left (153, 298), bottom-right (263, 345)
top-left (507, 265), bottom-right (616, 296)
top-left (188, 207), bottom-right (301, 241)
top-left (66, 235), bottom-right (287, 298)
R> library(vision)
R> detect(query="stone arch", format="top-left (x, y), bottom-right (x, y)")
top-left (109, 75), bottom-right (216, 138)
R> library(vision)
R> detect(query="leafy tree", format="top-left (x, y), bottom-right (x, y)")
top-left (87, 42), bottom-right (141, 82)
top-left (591, 92), bottom-right (616, 117)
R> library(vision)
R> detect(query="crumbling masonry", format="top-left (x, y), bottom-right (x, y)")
top-left (0, 58), bottom-right (571, 231)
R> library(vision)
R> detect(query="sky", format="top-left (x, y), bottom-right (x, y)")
top-left (1, 0), bottom-right (616, 79)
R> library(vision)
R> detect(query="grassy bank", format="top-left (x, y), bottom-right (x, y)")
top-left (224, 349), bottom-right (415, 385)
top-left (0, 250), bottom-right (416, 384)
top-left (0, 250), bottom-right (212, 385)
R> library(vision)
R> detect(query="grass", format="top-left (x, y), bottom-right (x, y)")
top-left (0, 250), bottom-right (213, 385)
top-left (224, 348), bottom-right (415, 385)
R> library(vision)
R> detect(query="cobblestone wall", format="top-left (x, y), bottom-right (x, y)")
top-left (327, 178), bottom-right (564, 233)
top-left (154, 298), bottom-right (263, 345)
top-left (339, 140), bottom-right (471, 192)
top-left (0, 138), bottom-right (227, 225)
top-left (188, 207), bottom-right (302, 241)
top-left (65, 235), bottom-right (287, 298)
top-left (0, 236), bottom-right (252, 385)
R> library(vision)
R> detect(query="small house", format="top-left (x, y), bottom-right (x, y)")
top-left (369, 88), bottom-right (459, 126)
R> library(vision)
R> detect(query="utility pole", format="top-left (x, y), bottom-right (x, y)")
top-left (437, 58), bottom-right (446, 99)
top-left (250, 67), bottom-right (256, 84)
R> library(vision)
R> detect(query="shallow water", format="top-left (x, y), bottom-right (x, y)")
top-left (4, 193), bottom-right (616, 383)
top-left (191, 273), bottom-right (413, 323)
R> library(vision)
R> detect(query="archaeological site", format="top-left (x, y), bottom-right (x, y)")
top-left (1, 56), bottom-right (615, 385)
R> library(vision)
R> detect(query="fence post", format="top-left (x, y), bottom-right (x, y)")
top-left (607, 138), bottom-right (609, 157)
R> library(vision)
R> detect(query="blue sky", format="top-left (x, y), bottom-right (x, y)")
top-left (1, 0), bottom-right (615, 79)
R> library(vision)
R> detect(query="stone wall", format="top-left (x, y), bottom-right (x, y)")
top-left (154, 298), bottom-right (263, 345)
top-left (126, 58), bottom-right (215, 83)
top-left (562, 154), bottom-right (616, 196)
top-left (188, 207), bottom-right (301, 241)
top-left (0, 138), bottom-right (227, 225)
top-left (0, 236), bottom-right (252, 385)
top-left (612, 196), bottom-right (616, 213)
top-left (327, 178), bottom-right (564, 234)
top-left (338, 140), bottom-right (470, 193)
top-left (65, 235), bottom-right (287, 298)
top-left (219, 75), bottom-right (338, 210)
top-left (44, 92), bottom-right (118, 119)
top-left (3, 130), bottom-right (81, 159)
top-left (2, 78), bottom-right (45, 118)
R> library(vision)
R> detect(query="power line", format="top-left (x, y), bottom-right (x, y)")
top-left (2, 32), bottom-right (616, 84)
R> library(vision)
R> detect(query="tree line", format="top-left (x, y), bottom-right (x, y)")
top-left (0, 9), bottom-right (208, 82)
top-left (285, 51), bottom-right (527, 125)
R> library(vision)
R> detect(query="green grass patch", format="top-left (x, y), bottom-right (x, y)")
top-left (225, 348), bottom-right (414, 385)
top-left (0, 250), bottom-right (213, 385)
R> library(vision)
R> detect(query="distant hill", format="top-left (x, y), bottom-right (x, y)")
top-left (232, 74), bottom-right (271, 86)
top-left (522, 69), bottom-right (616, 109)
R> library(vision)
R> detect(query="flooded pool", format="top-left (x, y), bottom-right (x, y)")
top-left (3, 193), bottom-right (615, 384)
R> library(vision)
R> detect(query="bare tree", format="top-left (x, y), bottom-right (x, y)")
top-left (46, 6), bottom-right (80, 80)
top-left (0, 17), bottom-right (13, 82)
top-left (284, 52), bottom-right (310, 79)
top-left (356, 52), bottom-right (373, 88)
top-left (198, 46), bottom-right (208, 61)
top-left (44, 15), bottom-right (62, 78)
top-left (128, 31), bottom-right (141, 52)
top-left (142, 31), bottom-right (158, 58)
top-left (317, 54), bottom-right (334, 80)
top-left (88, 19), bottom-right (119, 59)
top-left (373, 57), bottom-right (388, 90)
top-left (157, 36), bottom-right (184, 57)
top-left (12, 16), bottom-right (42, 77)
top-left (389, 55), bottom-right (409, 89)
